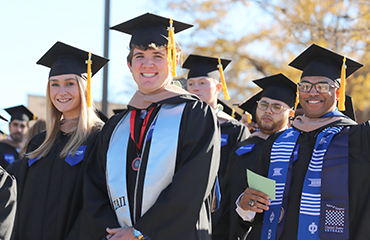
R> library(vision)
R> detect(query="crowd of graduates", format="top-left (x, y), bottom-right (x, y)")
top-left (0, 11), bottom-right (369, 240)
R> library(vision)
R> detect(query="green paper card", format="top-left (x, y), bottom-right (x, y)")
top-left (247, 169), bottom-right (276, 200)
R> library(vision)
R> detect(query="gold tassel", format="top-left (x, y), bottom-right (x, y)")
top-left (246, 112), bottom-right (251, 123)
top-left (231, 108), bottom-right (236, 118)
top-left (218, 58), bottom-right (230, 100)
top-left (86, 52), bottom-right (92, 108)
top-left (338, 57), bottom-right (347, 111)
top-left (294, 85), bottom-right (299, 111)
top-left (167, 19), bottom-right (177, 77)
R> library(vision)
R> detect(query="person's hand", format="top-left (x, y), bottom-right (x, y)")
top-left (239, 188), bottom-right (270, 213)
top-left (106, 227), bottom-right (137, 240)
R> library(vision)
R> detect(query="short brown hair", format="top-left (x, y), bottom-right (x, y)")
top-left (127, 44), bottom-right (182, 65)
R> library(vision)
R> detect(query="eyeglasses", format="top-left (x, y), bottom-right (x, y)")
top-left (256, 100), bottom-right (289, 114)
top-left (298, 81), bottom-right (338, 93)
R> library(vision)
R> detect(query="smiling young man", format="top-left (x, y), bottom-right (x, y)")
top-left (0, 105), bottom-right (34, 168)
top-left (238, 44), bottom-right (369, 240)
top-left (81, 13), bottom-right (220, 240)
top-left (212, 74), bottom-right (296, 240)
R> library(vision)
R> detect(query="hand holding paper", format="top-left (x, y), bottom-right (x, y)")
top-left (247, 169), bottom-right (276, 200)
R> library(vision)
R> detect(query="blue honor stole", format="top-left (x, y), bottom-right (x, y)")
top-left (260, 128), bottom-right (300, 240)
top-left (261, 126), bottom-right (348, 240)
top-left (296, 127), bottom-right (344, 240)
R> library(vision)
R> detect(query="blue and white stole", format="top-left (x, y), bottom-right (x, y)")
top-left (260, 126), bottom-right (344, 240)
top-left (106, 103), bottom-right (185, 227)
top-left (297, 126), bottom-right (343, 240)
top-left (260, 128), bottom-right (300, 240)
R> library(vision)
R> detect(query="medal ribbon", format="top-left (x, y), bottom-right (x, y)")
top-left (129, 108), bottom-right (155, 150)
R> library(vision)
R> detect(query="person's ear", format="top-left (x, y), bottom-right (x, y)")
top-left (335, 87), bottom-right (340, 101)
top-left (215, 81), bottom-right (222, 94)
top-left (127, 61), bottom-right (132, 73)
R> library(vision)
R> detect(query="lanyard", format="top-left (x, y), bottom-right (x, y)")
top-left (129, 108), bottom-right (155, 150)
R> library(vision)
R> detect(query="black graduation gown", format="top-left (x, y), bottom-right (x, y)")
top-left (219, 119), bottom-right (249, 183)
top-left (0, 166), bottom-right (16, 240)
top-left (213, 136), bottom-right (266, 240)
top-left (14, 129), bottom-right (100, 240)
top-left (0, 142), bottom-right (20, 169)
top-left (81, 94), bottom-right (220, 240)
top-left (246, 118), bottom-right (370, 240)
top-left (212, 119), bottom-right (249, 230)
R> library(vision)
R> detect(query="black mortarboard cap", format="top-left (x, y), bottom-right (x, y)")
top-left (0, 115), bottom-right (8, 122)
top-left (218, 100), bottom-right (242, 121)
top-left (289, 44), bottom-right (363, 85)
top-left (37, 41), bottom-right (109, 78)
top-left (5, 105), bottom-right (35, 122)
top-left (110, 12), bottom-right (193, 47)
top-left (340, 95), bottom-right (356, 121)
top-left (253, 73), bottom-right (297, 108)
top-left (238, 91), bottom-right (263, 123)
top-left (113, 109), bottom-right (127, 115)
top-left (182, 54), bottom-right (231, 80)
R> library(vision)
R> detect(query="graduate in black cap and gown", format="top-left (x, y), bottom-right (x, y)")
top-left (239, 44), bottom-right (368, 240)
top-left (14, 41), bottom-right (109, 240)
top-left (183, 54), bottom-right (249, 232)
top-left (0, 114), bottom-right (17, 240)
top-left (184, 54), bottom-right (249, 184)
top-left (0, 105), bottom-right (35, 169)
top-left (80, 13), bottom-right (220, 240)
top-left (212, 74), bottom-right (297, 240)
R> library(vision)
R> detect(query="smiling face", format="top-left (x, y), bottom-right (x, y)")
top-left (299, 76), bottom-right (339, 118)
top-left (49, 74), bottom-right (81, 119)
top-left (187, 77), bottom-right (222, 109)
top-left (256, 97), bottom-right (292, 135)
top-left (128, 46), bottom-right (172, 94)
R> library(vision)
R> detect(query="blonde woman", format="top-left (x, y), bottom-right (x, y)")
top-left (14, 42), bottom-right (109, 240)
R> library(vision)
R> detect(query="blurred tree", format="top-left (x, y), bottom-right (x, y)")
top-left (165, 0), bottom-right (370, 122)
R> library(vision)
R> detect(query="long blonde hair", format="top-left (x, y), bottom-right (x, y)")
top-left (27, 75), bottom-right (103, 159)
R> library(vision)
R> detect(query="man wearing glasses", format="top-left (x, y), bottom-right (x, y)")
top-left (213, 73), bottom-right (297, 240)
top-left (238, 44), bottom-right (368, 240)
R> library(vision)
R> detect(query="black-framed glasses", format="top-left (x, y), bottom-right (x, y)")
top-left (298, 81), bottom-right (338, 93)
top-left (256, 100), bottom-right (289, 114)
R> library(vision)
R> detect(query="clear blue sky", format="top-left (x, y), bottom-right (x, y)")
top-left (0, 1), bottom-right (269, 133)
top-left (0, 0), bottom-right (185, 133)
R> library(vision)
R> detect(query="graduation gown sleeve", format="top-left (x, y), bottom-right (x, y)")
top-left (0, 167), bottom-right (16, 240)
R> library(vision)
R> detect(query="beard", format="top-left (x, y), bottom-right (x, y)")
top-left (257, 114), bottom-right (287, 135)
top-left (10, 132), bottom-right (23, 143)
